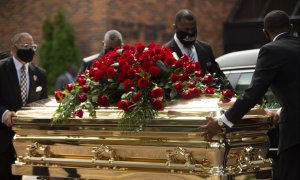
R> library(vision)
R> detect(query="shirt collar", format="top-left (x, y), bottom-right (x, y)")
top-left (174, 34), bottom-right (185, 50)
top-left (13, 56), bottom-right (29, 72)
top-left (273, 32), bottom-right (288, 41)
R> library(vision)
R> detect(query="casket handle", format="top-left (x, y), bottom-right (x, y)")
top-left (91, 144), bottom-right (117, 167)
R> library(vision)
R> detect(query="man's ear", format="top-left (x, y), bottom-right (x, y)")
top-left (172, 23), bottom-right (176, 31)
top-left (263, 29), bottom-right (272, 42)
top-left (289, 24), bottom-right (294, 33)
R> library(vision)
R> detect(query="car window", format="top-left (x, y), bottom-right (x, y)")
top-left (228, 71), bottom-right (280, 108)
top-left (225, 72), bottom-right (240, 89)
top-left (235, 72), bottom-right (253, 94)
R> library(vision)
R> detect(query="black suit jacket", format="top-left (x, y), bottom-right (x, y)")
top-left (0, 57), bottom-right (48, 153)
top-left (78, 50), bottom-right (106, 75)
top-left (164, 38), bottom-right (232, 90)
top-left (224, 34), bottom-right (300, 154)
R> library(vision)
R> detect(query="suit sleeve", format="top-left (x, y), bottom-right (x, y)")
top-left (206, 45), bottom-right (234, 90)
top-left (41, 69), bottom-right (48, 99)
top-left (225, 46), bottom-right (279, 124)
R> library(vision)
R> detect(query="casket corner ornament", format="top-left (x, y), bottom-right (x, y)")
top-left (12, 97), bottom-right (273, 179)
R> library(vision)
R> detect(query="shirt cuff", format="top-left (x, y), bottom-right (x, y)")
top-left (276, 108), bottom-right (281, 115)
top-left (1, 110), bottom-right (9, 123)
top-left (219, 114), bottom-right (234, 128)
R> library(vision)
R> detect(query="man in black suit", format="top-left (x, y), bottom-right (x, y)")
top-left (78, 29), bottom-right (123, 75)
top-left (203, 10), bottom-right (300, 180)
top-left (0, 32), bottom-right (48, 179)
top-left (164, 9), bottom-right (232, 90)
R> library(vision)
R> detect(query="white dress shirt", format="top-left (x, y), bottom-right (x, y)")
top-left (174, 34), bottom-right (198, 62)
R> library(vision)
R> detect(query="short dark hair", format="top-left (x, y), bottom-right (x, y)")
top-left (264, 10), bottom-right (290, 33)
top-left (175, 9), bottom-right (195, 25)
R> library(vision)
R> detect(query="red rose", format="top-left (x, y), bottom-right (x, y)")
top-left (192, 88), bottom-right (202, 96)
top-left (66, 83), bottom-right (74, 92)
top-left (78, 93), bottom-right (87, 102)
top-left (74, 109), bottom-right (83, 118)
top-left (54, 90), bottom-right (65, 102)
top-left (137, 77), bottom-right (150, 88)
top-left (77, 75), bottom-right (86, 86)
top-left (106, 66), bottom-right (117, 78)
top-left (179, 73), bottom-right (189, 82)
top-left (186, 63), bottom-right (195, 74)
top-left (127, 69), bottom-right (136, 79)
top-left (170, 73), bottom-right (180, 83)
top-left (122, 50), bottom-right (132, 57)
top-left (195, 70), bottom-right (204, 78)
top-left (173, 82), bottom-right (184, 93)
top-left (126, 55), bottom-right (135, 65)
top-left (93, 68), bottom-right (105, 81)
top-left (139, 52), bottom-right (150, 62)
top-left (175, 59), bottom-right (185, 68)
top-left (97, 95), bottom-right (109, 107)
top-left (82, 85), bottom-right (90, 93)
top-left (205, 87), bottom-right (215, 94)
top-left (164, 56), bottom-right (175, 67)
top-left (180, 54), bottom-right (190, 62)
top-left (135, 43), bottom-right (145, 53)
top-left (222, 89), bottom-right (234, 99)
top-left (121, 63), bottom-right (130, 73)
top-left (204, 75), bottom-right (214, 86)
top-left (150, 87), bottom-right (164, 98)
top-left (151, 99), bottom-right (164, 110)
top-left (124, 79), bottom-right (135, 92)
top-left (152, 55), bottom-right (161, 62)
top-left (194, 62), bottom-right (201, 71)
top-left (132, 93), bottom-right (142, 102)
top-left (117, 100), bottom-right (130, 111)
top-left (148, 66), bottom-right (161, 77)
top-left (182, 90), bottom-right (193, 99)
top-left (187, 82), bottom-right (195, 88)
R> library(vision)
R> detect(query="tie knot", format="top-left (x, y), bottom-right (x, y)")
top-left (21, 65), bottom-right (26, 71)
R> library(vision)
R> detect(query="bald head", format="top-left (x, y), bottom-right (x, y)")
top-left (174, 9), bottom-right (196, 25)
top-left (264, 10), bottom-right (291, 34)
top-left (103, 30), bottom-right (123, 52)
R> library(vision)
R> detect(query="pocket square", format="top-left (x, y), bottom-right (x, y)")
top-left (36, 86), bottom-right (42, 92)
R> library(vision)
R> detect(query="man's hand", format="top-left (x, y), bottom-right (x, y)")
top-left (201, 117), bottom-right (223, 141)
top-left (2, 111), bottom-right (16, 127)
top-left (266, 110), bottom-right (279, 126)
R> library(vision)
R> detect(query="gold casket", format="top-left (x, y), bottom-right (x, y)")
top-left (12, 98), bottom-right (272, 180)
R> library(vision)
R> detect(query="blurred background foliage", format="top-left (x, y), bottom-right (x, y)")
top-left (39, 8), bottom-right (80, 94)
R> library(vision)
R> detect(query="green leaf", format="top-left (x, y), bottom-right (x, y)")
top-left (156, 60), bottom-right (170, 74)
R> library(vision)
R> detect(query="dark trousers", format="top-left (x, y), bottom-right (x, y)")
top-left (278, 144), bottom-right (300, 180)
top-left (0, 143), bottom-right (22, 180)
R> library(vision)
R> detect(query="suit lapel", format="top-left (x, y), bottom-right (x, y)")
top-left (170, 39), bottom-right (183, 58)
top-left (7, 58), bottom-right (23, 105)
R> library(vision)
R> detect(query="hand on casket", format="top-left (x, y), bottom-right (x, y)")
top-left (201, 117), bottom-right (223, 141)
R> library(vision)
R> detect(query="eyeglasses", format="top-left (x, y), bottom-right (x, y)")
top-left (15, 43), bottom-right (38, 51)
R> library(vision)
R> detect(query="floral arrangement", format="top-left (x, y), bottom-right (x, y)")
top-left (52, 43), bottom-right (234, 128)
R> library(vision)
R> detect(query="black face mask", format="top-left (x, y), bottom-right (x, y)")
top-left (16, 48), bottom-right (35, 62)
top-left (176, 30), bottom-right (197, 47)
